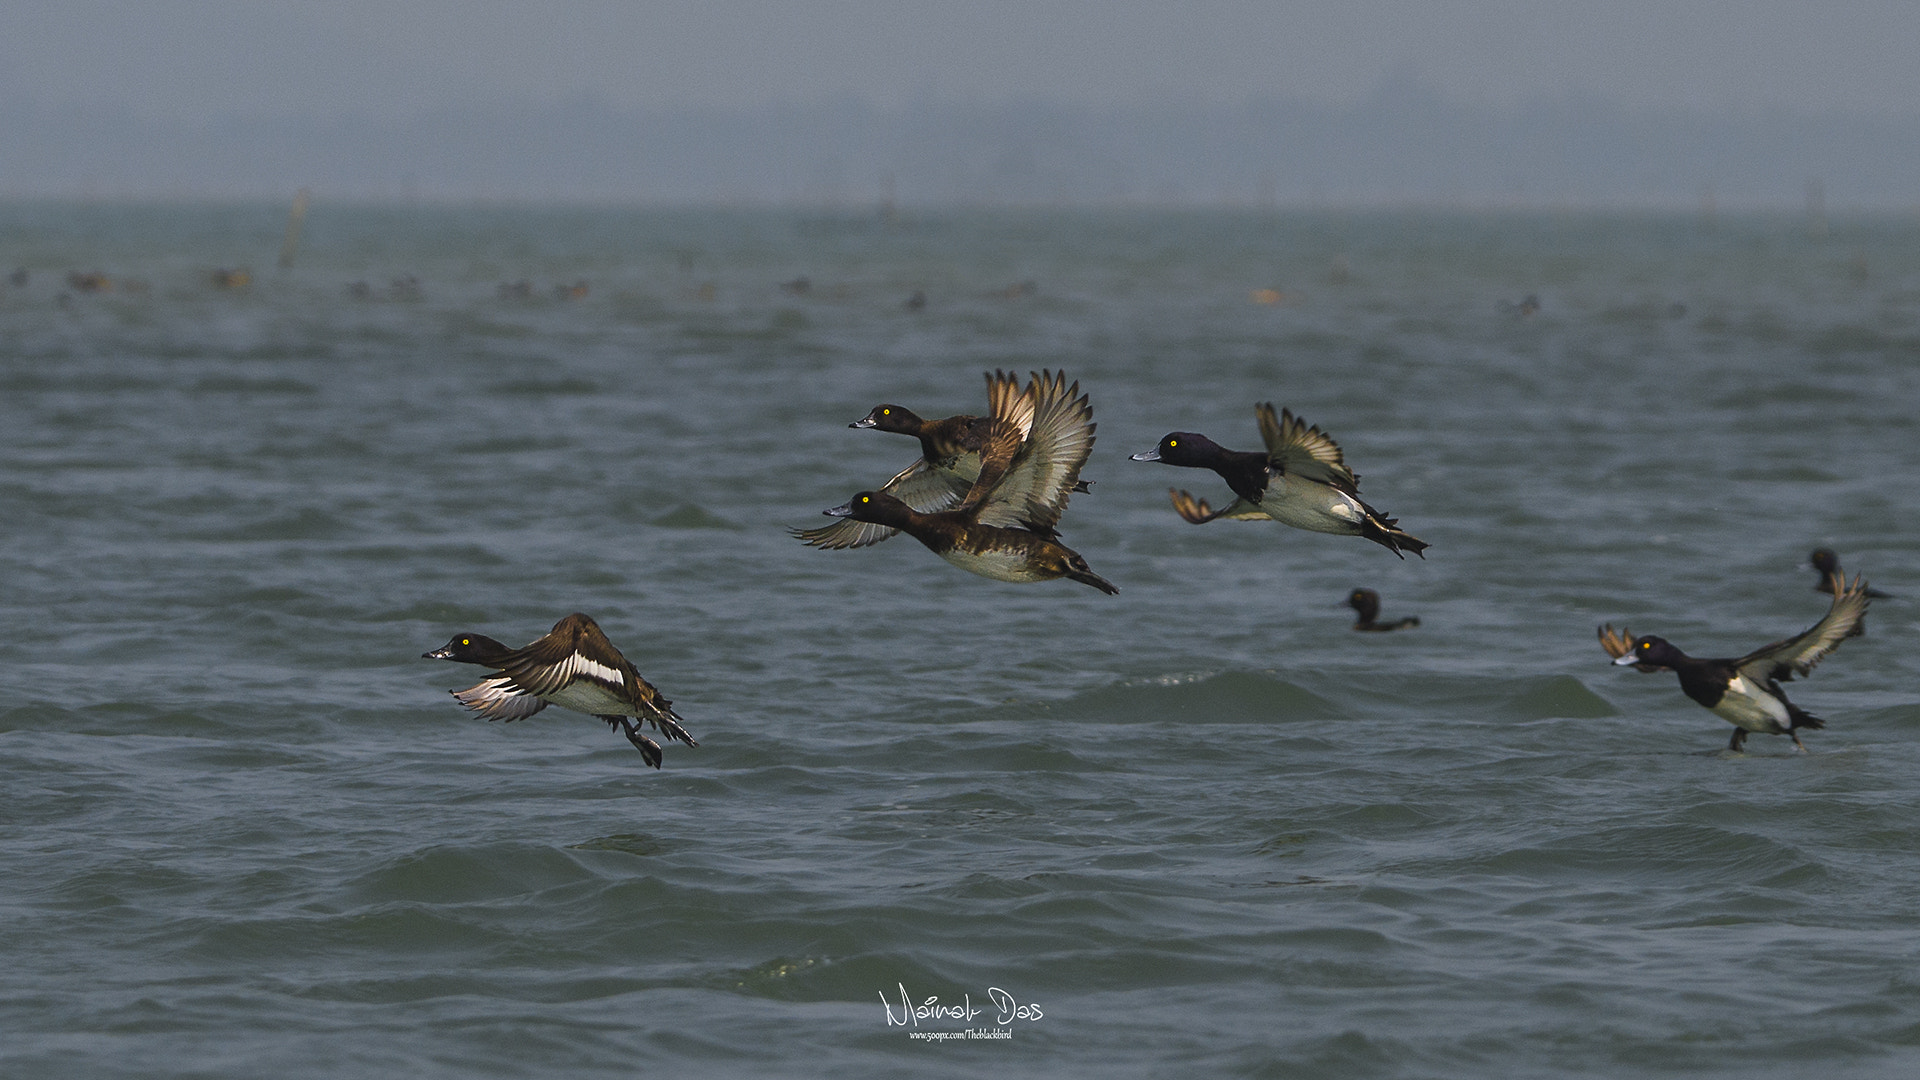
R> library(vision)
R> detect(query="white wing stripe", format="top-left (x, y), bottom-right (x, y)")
top-left (564, 653), bottom-right (625, 690)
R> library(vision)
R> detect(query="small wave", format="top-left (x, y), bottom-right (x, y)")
top-left (1032, 670), bottom-right (1349, 726)
top-left (188, 375), bottom-right (319, 395)
top-left (185, 507), bottom-right (350, 542)
top-left (649, 504), bottom-right (740, 529)
top-left (341, 843), bottom-right (600, 906)
top-left (486, 378), bottom-right (602, 396)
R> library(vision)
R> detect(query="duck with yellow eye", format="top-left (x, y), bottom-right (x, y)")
top-left (796, 392), bottom-right (1092, 551)
top-left (1598, 576), bottom-right (1872, 752)
top-left (1130, 405), bottom-right (1427, 558)
top-left (812, 370), bottom-right (1117, 595)
top-left (423, 613), bottom-right (697, 768)
top-left (850, 402), bottom-right (991, 475)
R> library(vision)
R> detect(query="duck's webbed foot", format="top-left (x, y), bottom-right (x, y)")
top-left (603, 715), bottom-right (664, 767)
top-left (1727, 729), bottom-right (1748, 753)
top-left (1168, 489), bottom-right (1225, 524)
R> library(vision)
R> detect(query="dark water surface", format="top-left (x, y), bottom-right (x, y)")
top-left (3, 203), bottom-right (1919, 1078)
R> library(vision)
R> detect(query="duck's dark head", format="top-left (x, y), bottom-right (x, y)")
top-left (424, 633), bottom-right (514, 666)
top-left (1347, 588), bottom-right (1381, 622)
top-left (1131, 432), bottom-right (1224, 468)
top-left (1053, 549), bottom-right (1119, 595)
top-left (824, 490), bottom-right (915, 526)
top-left (851, 405), bottom-right (922, 433)
top-left (1614, 634), bottom-right (1685, 669)
top-left (1810, 548), bottom-right (1840, 575)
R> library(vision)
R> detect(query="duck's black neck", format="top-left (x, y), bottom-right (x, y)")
top-left (1211, 449), bottom-right (1272, 503)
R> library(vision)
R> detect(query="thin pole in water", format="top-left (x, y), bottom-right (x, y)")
top-left (278, 188), bottom-right (311, 269)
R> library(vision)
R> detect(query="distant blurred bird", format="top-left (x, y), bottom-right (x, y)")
top-left (1347, 589), bottom-right (1419, 632)
top-left (1808, 547), bottom-right (1891, 638)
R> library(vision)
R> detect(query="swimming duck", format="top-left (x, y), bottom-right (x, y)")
top-left (808, 370), bottom-right (1117, 594)
top-left (793, 395), bottom-right (1090, 551)
top-left (424, 613), bottom-right (698, 768)
top-left (1130, 405), bottom-right (1428, 558)
top-left (1347, 588), bottom-right (1419, 631)
top-left (1598, 576), bottom-right (1871, 752)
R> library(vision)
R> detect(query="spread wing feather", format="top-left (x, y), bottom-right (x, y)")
top-left (791, 516), bottom-right (901, 550)
top-left (496, 647), bottom-right (615, 699)
top-left (489, 615), bottom-right (629, 698)
top-left (791, 458), bottom-right (973, 549)
top-left (1735, 576), bottom-right (1872, 683)
top-left (957, 369), bottom-right (1038, 519)
top-left (1255, 403), bottom-right (1357, 492)
top-left (1597, 624), bottom-right (1663, 671)
top-left (451, 676), bottom-right (550, 722)
top-left (968, 370), bottom-right (1096, 534)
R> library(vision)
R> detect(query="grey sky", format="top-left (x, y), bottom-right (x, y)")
top-left (8, 1), bottom-right (1920, 121)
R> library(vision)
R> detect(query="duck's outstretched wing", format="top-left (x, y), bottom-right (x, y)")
top-left (1169, 488), bottom-right (1267, 524)
top-left (957, 369), bottom-right (1034, 502)
top-left (1734, 576), bottom-right (1872, 683)
top-left (483, 613), bottom-right (627, 699)
top-left (1255, 403), bottom-right (1357, 492)
top-left (968, 370), bottom-right (1095, 535)
top-left (961, 368), bottom-right (1092, 533)
top-left (451, 676), bottom-right (550, 721)
top-left (1598, 624), bottom-right (1663, 672)
top-left (790, 516), bottom-right (899, 550)
top-left (790, 458), bottom-right (973, 549)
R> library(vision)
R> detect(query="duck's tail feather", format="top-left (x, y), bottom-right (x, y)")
top-left (1357, 501), bottom-right (1429, 558)
top-left (647, 702), bottom-right (700, 747)
top-left (1788, 705), bottom-right (1826, 731)
top-left (1360, 516), bottom-right (1428, 559)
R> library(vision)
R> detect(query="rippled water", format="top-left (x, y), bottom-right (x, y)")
top-left (2, 202), bottom-right (1919, 1078)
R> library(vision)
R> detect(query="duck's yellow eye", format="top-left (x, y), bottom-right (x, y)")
top-left (1168, 438), bottom-right (1178, 448)
top-left (461, 638), bottom-right (470, 645)
top-left (861, 495), bottom-right (870, 503)
top-left (882, 408), bottom-right (891, 415)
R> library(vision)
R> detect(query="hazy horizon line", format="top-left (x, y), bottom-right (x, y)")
top-left (7, 84), bottom-right (1919, 209)
top-left (4, 193), bottom-right (1910, 217)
